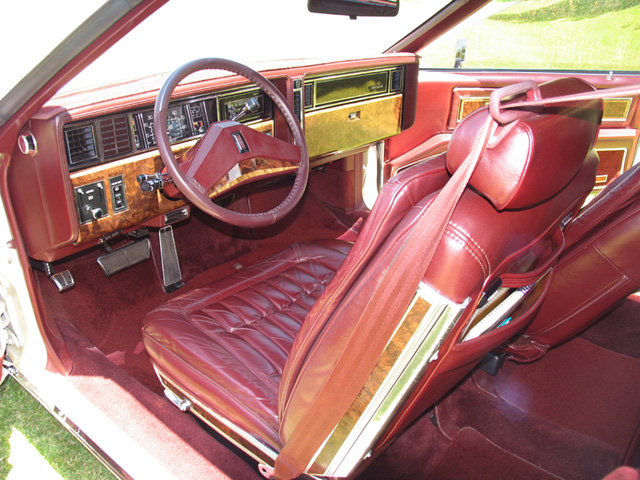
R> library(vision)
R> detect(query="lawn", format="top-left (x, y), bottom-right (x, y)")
top-left (419, 0), bottom-right (640, 71)
top-left (0, 375), bottom-right (114, 479)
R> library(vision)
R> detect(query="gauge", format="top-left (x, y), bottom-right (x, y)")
top-left (137, 105), bottom-right (189, 149)
top-left (140, 111), bottom-right (157, 148)
top-left (186, 102), bottom-right (207, 135)
top-left (166, 105), bottom-right (188, 141)
top-left (130, 116), bottom-right (142, 150)
top-left (224, 96), bottom-right (263, 120)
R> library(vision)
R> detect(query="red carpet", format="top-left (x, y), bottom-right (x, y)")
top-left (497, 338), bottom-right (640, 451)
top-left (427, 427), bottom-right (560, 480)
top-left (40, 179), bottom-right (350, 394)
top-left (580, 296), bottom-right (640, 360)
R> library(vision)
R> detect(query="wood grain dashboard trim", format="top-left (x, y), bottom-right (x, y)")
top-left (70, 121), bottom-right (275, 244)
top-left (70, 147), bottom-right (188, 244)
top-left (305, 94), bottom-right (403, 158)
top-left (451, 89), bottom-right (636, 127)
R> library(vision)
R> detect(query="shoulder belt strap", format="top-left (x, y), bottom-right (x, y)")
top-left (271, 79), bottom-right (640, 480)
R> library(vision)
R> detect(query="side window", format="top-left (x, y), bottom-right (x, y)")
top-left (419, 0), bottom-right (640, 72)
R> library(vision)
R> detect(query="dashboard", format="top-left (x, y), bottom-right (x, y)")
top-left (10, 55), bottom-right (419, 262)
top-left (65, 86), bottom-right (272, 172)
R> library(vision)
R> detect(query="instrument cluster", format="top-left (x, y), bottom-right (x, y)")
top-left (64, 87), bottom-right (271, 171)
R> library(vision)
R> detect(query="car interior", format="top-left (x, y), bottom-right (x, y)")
top-left (2, 0), bottom-right (640, 479)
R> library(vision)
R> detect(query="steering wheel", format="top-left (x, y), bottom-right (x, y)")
top-left (154, 58), bottom-right (309, 228)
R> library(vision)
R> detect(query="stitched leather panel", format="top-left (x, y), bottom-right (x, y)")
top-left (143, 239), bottom-right (351, 450)
top-left (423, 150), bottom-right (598, 303)
top-left (278, 83), bottom-right (601, 444)
top-left (447, 78), bottom-right (602, 211)
top-left (522, 166), bottom-right (640, 348)
top-left (278, 157), bottom-right (450, 411)
top-left (565, 162), bottom-right (640, 249)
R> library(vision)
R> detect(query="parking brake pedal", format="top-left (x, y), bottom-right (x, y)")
top-left (50, 271), bottom-right (75, 292)
top-left (159, 226), bottom-right (183, 293)
top-left (29, 259), bottom-right (74, 292)
top-left (97, 238), bottom-right (151, 276)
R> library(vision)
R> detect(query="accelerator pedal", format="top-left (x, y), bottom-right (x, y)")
top-left (159, 226), bottom-right (184, 293)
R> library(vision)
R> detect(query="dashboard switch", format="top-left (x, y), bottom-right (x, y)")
top-left (75, 181), bottom-right (108, 224)
top-left (91, 207), bottom-right (104, 220)
top-left (110, 175), bottom-right (127, 212)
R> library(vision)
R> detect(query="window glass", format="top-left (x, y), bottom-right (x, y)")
top-left (0, 0), bottom-right (107, 100)
top-left (418, 0), bottom-right (640, 71)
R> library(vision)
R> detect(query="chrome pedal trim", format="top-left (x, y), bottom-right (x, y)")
top-left (164, 206), bottom-right (190, 225)
top-left (50, 270), bottom-right (75, 292)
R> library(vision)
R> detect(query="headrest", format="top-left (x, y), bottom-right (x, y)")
top-left (446, 78), bottom-right (603, 210)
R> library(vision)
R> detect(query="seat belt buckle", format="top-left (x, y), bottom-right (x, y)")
top-left (258, 463), bottom-right (275, 479)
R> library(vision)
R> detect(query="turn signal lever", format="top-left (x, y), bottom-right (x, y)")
top-left (137, 172), bottom-right (171, 193)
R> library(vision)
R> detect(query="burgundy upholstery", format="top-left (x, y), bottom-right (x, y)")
top-left (142, 160), bottom-right (452, 451)
top-left (511, 162), bottom-right (640, 360)
top-left (143, 239), bottom-right (351, 449)
top-left (143, 77), bottom-right (603, 471)
top-left (447, 79), bottom-right (601, 211)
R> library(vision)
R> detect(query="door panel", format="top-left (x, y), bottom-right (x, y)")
top-left (386, 70), bottom-right (640, 193)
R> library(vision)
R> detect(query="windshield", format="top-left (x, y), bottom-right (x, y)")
top-left (57, 0), bottom-right (448, 94)
top-left (0, 0), bottom-right (107, 101)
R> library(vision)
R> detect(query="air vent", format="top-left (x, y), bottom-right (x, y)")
top-left (304, 83), bottom-right (314, 108)
top-left (165, 206), bottom-right (190, 225)
top-left (100, 115), bottom-right (132, 159)
top-left (65, 125), bottom-right (98, 166)
top-left (391, 68), bottom-right (403, 92)
top-left (293, 90), bottom-right (303, 124)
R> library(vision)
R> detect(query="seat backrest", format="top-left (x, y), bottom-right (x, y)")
top-left (278, 77), bottom-right (603, 474)
top-left (510, 161), bottom-right (640, 360)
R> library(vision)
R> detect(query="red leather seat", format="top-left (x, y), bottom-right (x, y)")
top-left (143, 161), bottom-right (452, 452)
top-left (143, 77), bottom-right (603, 475)
top-left (508, 162), bottom-right (640, 361)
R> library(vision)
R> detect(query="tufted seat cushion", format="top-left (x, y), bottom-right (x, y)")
top-left (142, 239), bottom-right (351, 450)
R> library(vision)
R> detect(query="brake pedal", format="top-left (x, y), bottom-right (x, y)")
top-left (159, 226), bottom-right (184, 293)
top-left (97, 238), bottom-right (151, 276)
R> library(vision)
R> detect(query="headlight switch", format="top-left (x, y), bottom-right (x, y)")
top-left (74, 181), bottom-right (108, 224)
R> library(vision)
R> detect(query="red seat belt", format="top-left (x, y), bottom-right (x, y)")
top-left (271, 80), bottom-right (640, 480)
top-left (272, 112), bottom-right (497, 480)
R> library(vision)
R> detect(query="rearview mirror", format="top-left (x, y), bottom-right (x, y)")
top-left (308, 0), bottom-right (399, 18)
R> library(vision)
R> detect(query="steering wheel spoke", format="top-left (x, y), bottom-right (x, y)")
top-left (180, 122), bottom-right (301, 194)
top-left (154, 58), bottom-right (308, 228)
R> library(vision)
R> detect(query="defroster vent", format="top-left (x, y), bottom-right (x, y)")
top-left (100, 115), bottom-right (132, 159)
top-left (65, 125), bottom-right (98, 166)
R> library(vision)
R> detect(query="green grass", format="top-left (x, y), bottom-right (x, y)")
top-left (0, 376), bottom-right (114, 479)
top-left (420, 0), bottom-right (640, 71)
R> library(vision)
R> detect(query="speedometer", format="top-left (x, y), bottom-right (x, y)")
top-left (166, 105), bottom-right (188, 141)
top-left (137, 105), bottom-right (189, 148)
